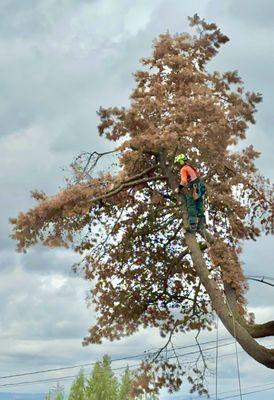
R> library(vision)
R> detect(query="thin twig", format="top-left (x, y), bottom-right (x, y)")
top-left (170, 339), bottom-right (182, 368)
top-left (75, 150), bottom-right (119, 180)
top-left (195, 329), bottom-right (208, 371)
top-left (151, 322), bottom-right (182, 363)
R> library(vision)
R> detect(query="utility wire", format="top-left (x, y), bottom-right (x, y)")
top-left (246, 274), bottom-right (274, 281)
top-left (175, 382), bottom-right (274, 399)
top-left (246, 275), bottom-right (274, 287)
top-left (0, 341), bottom-right (236, 388)
top-left (0, 337), bottom-right (232, 380)
top-left (216, 380), bottom-right (274, 398)
top-left (217, 384), bottom-right (274, 399)
top-left (2, 340), bottom-right (274, 391)
top-left (0, 375), bottom-right (78, 388)
top-left (0, 363), bottom-right (133, 388)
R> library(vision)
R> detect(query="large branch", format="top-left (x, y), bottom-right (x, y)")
top-left (185, 221), bottom-right (274, 368)
top-left (90, 166), bottom-right (166, 204)
top-left (203, 230), bottom-right (274, 339)
top-left (91, 175), bottom-right (166, 203)
top-left (248, 322), bottom-right (274, 338)
top-left (162, 158), bottom-right (274, 369)
top-left (224, 283), bottom-right (274, 339)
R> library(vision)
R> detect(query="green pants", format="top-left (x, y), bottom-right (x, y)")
top-left (185, 180), bottom-right (206, 229)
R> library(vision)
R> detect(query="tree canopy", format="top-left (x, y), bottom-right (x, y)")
top-left (86, 355), bottom-right (119, 400)
top-left (68, 369), bottom-right (86, 400)
top-left (11, 14), bottom-right (274, 396)
top-left (66, 356), bottom-right (158, 399)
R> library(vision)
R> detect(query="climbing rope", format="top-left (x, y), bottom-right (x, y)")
top-left (233, 321), bottom-right (243, 400)
top-left (224, 294), bottom-right (243, 400)
top-left (215, 314), bottom-right (219, 400)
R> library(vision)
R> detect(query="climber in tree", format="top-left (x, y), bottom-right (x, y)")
top-left (174, 153), bottom-right (206, 233)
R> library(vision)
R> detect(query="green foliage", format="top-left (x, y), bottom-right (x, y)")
top-left (66, 356), bottom-right (158, 400)
top-left (119, 366), bottom-right (132, 400)
top-left (86, 355), bottom-right (119, 400)
top-left (68, 369), bottom-right (86, 400)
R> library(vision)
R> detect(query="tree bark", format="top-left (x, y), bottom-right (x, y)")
top-left (205, 231), bottom-right (274, 340)
top-left (224, 283), bottom-right (274, 338)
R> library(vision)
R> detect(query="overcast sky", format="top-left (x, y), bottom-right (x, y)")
top-left (1, 0), bottom-right (274, 399)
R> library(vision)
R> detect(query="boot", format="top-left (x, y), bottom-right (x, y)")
top-left (197, 216), bottom-right (206, 232)
top-left (186, 223), bottom-right (197, 233)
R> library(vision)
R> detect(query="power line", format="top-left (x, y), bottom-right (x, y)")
top-left (0, 375), bottom-right (77, 388)
top-left (1, 335), bottom-right (272, 391)
top-left (176, 382), bottom-right (274, 400)
top-left (0, 352), bottom-right (144, 380)
top-left (0, 337), bottom-right (232, 380)
top-left (0, 276), bottom-right (270, 387)
top-left (0, 341), bottom-right (236, 388)
top-left (2, 339), bottom-right (273, 393)
top-left (218, 384), bottom-right (274, 399)
top-left (247, 274), bottom-right (274, 281)
top-left (216, 380), bottom-right (274, 398)
top-left (246, 275), bottom-right (274, 287)
top-left (0, 364), bottom-right (131, 389)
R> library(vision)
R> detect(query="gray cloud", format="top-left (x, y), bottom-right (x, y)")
top-left (205, 0), bottom-right (274, 180)
top-left (208, 0), bottom-right (274, 28)
top-left (19, 247), bottom-right (79, 276)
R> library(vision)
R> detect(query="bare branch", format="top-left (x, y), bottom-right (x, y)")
top-left (151, 319), bottom-right (185, 363)
top-left (74, 150), bottom-right (119, 180)
top-left (90, 174), bottom-right (166, 204)
top-left (195, 329), bottom-right (208, 372)
top-left (223, 162), bottom-right (272, 206)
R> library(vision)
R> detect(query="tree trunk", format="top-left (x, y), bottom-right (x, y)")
top-left (162, 158), bottom-right (274, 369)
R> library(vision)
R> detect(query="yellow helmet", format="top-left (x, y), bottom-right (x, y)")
top-left (174, 153), bottom-right (186, 165)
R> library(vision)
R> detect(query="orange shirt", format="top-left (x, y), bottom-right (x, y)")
top-left (180, 165), bottom-right (199, 185)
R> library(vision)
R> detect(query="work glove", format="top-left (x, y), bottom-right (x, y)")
top-left (98, 199), bottom-right (104, 208)
top-left (175, 184), bottom-right (183, 194)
